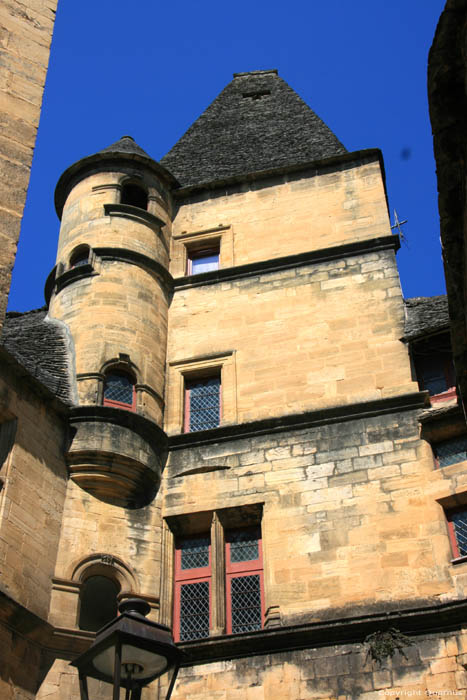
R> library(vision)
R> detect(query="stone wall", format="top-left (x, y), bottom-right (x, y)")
top-left (170, 630), bottom-right (467, 699)
top-left (0, 0), bottom-right (58, 327)
top-left (171, 156), bottom-right (390, 274)
top-left (166, 247), bottom-right (416, 433)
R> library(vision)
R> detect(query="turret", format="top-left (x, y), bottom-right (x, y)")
top-left (47, 136), bottom-right (176, 507)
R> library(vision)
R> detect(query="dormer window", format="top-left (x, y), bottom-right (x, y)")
top-left (121, 182), bottom-right (148, 210)
top-left (103, 370), bottom-right (136, 411)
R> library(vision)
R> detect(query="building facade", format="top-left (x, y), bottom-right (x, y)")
top-left (1, 67), bottom-right (467, 699)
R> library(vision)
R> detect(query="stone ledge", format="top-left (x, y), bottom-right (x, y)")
top-left (179, 597), bottom-right (467, 666)
top-left (168, 392), bottom-right (429, 451)
top-left (174, 234), bottom-right (400, 290)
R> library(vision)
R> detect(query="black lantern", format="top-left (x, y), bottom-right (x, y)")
top-left (71, 598), bottom-right (183, 700)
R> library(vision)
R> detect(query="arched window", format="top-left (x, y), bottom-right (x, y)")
top-left (78, 575), bottom-right (119, 632)
top-left (121, 182), bottom-right (148, 210)
top-left (103, 370), bottom-right (136, 411)
top-left (70, 246), bottom-right (90, 269)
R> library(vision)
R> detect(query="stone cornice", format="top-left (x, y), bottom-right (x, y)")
top-left (174, 234), bottom-right (400, 291)
top-left (179, 596), bottom-right (467, 666)
top-left (168, 391), bottom-right (429, 450)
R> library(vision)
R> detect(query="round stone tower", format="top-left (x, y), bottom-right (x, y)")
top-left (48, 136), bottom-right (176, 507)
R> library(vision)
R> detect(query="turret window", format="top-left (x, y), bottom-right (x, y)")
top-left (70, 246), bottom-right (90, 269)
top-left (103, 371), bottom-right (136, 411)
top-left (121, 182), bottom-right (148, 211)
top-left (78, 575), bottom-right (119, 632)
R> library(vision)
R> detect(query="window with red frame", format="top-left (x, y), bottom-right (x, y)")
top-left (184, 375), bottom-right (221, 432)
top-left (225, 527), bottom-right (264, 634)
top-left (103, 371), bottom-right (136, 411)
top-left (173, 535), bottom-right (211, 642)
top-left (412, 335), bottom-right (456, 403)
top-left (446, 507), bottom-right (467, 558)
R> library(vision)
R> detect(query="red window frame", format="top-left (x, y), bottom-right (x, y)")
top-left (225, 527), bottom-right (265, 635)
top-left (102, 372), bottom-right (136, 412)
top-left (446, 507), bottom-right (467, 559)
top-left (184, 375), bottom-right (222, 433)
top-left (173, 535), bottom-right (211, 642)
top-left (186, 248), bottom-right (220, 275)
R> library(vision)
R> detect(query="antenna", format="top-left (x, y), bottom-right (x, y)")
top-left (391, 209), bottom-right (408, 247)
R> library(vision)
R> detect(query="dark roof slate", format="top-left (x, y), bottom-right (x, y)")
top-left (1, 308), bottom-right (73, 404)
top-left (403, 295), bottom-right (450, 341)
top-left (98, 135), bottom-right (152, 159)
top-left (161, 70), bottom-right (347, 189)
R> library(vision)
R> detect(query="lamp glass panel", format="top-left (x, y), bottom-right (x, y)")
top-left (93, 643), bottom-right (168, 680)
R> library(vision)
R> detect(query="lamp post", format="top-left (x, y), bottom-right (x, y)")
top-left (71, 598), bottom-right (183, 700)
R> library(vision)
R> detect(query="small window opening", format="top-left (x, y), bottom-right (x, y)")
top-left (435, 435), bottom-right (467, 468)
top-left (78, 575), bottom-right (119, 631)
top-left (187, 246), bottom-right (220, 275)
top-left (184, 375), bottom-right (221, 432)
top-left (412, 334), bottom-right (456, 402)
top-left (103, 370), bottom-right (136, 411)
top-left (70, 247), bottom-right (90, 269)
top-left (446, 506), bottom-right (467, 559)
top-left (121, 183), bottom-right (148, 210)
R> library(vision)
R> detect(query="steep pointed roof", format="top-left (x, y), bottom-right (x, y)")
top-left (161, 70), bottom-right (347, 189)
top-left (55, 135), bottom-right (178, 219)
top-left (98, 135), bottom-right (152, 158)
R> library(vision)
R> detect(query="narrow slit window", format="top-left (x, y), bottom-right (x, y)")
top-left (184, 376), bottom-right (221, 432)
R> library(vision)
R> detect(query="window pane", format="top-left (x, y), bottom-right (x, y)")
top-left (436, 436), bottom-right (467, 467)
top-left (228, 530), bottom-right (259, 563)
top-left (180, 537), bottom-right (210, 569)
top-left (191, 253), bottom-right (219, 274)
top-left (179, 581), bottom-right (210, 641)
top-left (188, 377), bottom-right (220, 431)
top-left (230, 575), bottom-right (262, 634)
top-left (451, 510), bottom-right (467, 556)
top-left (104, 374), bottom-right (133, 404)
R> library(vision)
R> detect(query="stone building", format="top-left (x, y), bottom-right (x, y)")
top-left (1, 67), bottom-right (467, 699)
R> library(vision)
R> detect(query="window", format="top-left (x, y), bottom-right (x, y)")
top-left (187, 248), bottom-right (219, 275)
top-left (225, 528), bottom-right (264, 634)
top-left (184, 375), bottom-right (221, 432)
top-left (446, 507), bottom-right (467, 559)
top-left (173, 524), bottom-right (264, 642)
top-left (70, 246), bottom-right (90, 269)
top-left (174, 536), bottom-right (211, 642)
top-left (78, 575), bottom-right (119, 631)
top-left (412, 334), bottom-right (456, 403)
top-left (103, 371), bottom-right (136, 411)
top-left (121, 182), bottom-right (148, 210)
top-left (434, 435), bottom-right (467, 468)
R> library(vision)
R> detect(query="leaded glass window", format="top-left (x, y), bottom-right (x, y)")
top-left (447, 508), bottom-right (467, 558)
top-left (185, 376), bottom-right (220, 432)
top-left (103, 372), bottom-right (134, 407)
top-left (179, 581), bottom-right (210, 641)
top-left (230, 575), bottom-right (262, 633)
top-left (435, 436), bottom-right (467, 468)
top-left (180, 537), bottom-right (210, 570)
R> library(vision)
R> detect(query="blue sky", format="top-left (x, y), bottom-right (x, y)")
top-left (8, 0), bottom-right (447, 311)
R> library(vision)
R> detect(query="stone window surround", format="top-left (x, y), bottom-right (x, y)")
top-left (166, 351), bottom-right (237, 435)
top-left (171, 225), bottom-right (234, 278)
top-left (159, 504), bottom-right (265, 637)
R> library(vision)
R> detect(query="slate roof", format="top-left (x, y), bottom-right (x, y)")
top-left (161, 69), bottom-right (347, 189)
top-left (98, 135), bottom-right (152, 159)
top-left (1, 308), bottom-right (73, 404)
top-left (403, 295), bottom-right (450, 341)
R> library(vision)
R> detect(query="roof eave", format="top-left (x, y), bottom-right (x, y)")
top-left (172, 148), bottom-right (388, 210)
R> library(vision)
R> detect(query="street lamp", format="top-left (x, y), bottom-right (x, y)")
top-left (71, 598), bottom-right (183, 700)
